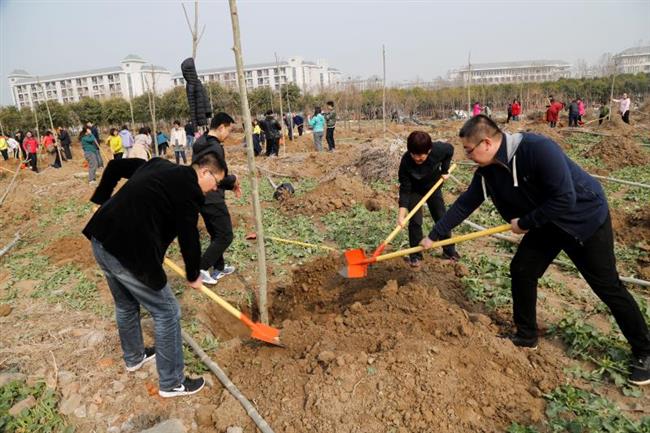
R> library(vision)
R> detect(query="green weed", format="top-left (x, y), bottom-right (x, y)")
top-left (0, 380), bottom-right (74, 433)
top-left (461, 254), bottom-right (512, 310)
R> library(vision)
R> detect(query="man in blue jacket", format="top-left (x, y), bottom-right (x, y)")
top-left (421, 115), bottom-right (650, 386)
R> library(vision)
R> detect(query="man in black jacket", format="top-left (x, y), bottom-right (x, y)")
top-left (181, 57), bottom-right (212, 128)
top-left (192, 112), bottom-right (241, 285)
top-left (398, 131), bottom-right (458, 267)
top-left (421, 115), bottom-right (650, 386)
top-left (261, 110), bottom-right (281, 157)
top-left (58, 126), bottom-right (72, 160)
top-left (83, 151), bottom-right (226, 397)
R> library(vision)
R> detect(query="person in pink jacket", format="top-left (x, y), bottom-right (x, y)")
top-left (577, 98), bottom-right (586, 125)
top-left (472, 102), bottom-right (481, 117)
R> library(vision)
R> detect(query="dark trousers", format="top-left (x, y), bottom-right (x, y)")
top-left (549, 121), bottom-right (557, 128)
top-left (62, 143), bottom-right (72, 160)
top-left (287, 126), bottom-right (294, 141)
top-left (199, 202), bottom-right (233, 272)
top-left (174, 150), bottom-right (186, 164)
top-left (297, 124), bottom-right (304, 136)
top-left (407, 189), bottom-right (455, 259)
top-left (569, 113), bottom-right (579, 127)
top-left (113, 152), bottom-right (123, 160)
top-left (326, 127), bottom-right (335, 150)
top-left (510, 215), bottom-right (650, 357)
top-left (28, 152), bottom-right (38, 172)
top-left (622, 110), bottom-right (630, 124)
top-left (0, 150), bottom-right (7, 161)
top-left (252, 134), bottom-right (262, 156)
top-left (52, 148), bottom-right (62, 168)
top-left (266, 137), bottom-right (279, 156)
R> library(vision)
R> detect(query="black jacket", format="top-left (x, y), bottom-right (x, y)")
top-left (431, 133), bottom-right (608, 243)
top-left (192, 134), bottom-right (236, 205)
top-left (260, 115), bottom-right (281, 140)
top-left (59, 130), bottom-right (71, 146)
top-left (398, 141), bottom-right (453, 208)
top-left (82, 158), bottom-right (204, 290)
top-left (181, 58), bottom-right (212, 127)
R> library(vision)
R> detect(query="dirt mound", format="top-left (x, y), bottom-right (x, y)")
top-left (583, 135), bottom-right (650, 170)
top-left (43, 235), bottom-right (95, 268)
top-left (355, 140), bottom-right (405, 183)
top-left (521, 124), bottom-right (567, 149)
top-left (280, 174), bottom-right (390, 216)
top-left (597, 113), bottom-right (636, 136)
top-left (209, 256), bottom-right (566, 433)
top-left (612, 207), bottom-right (650, 246)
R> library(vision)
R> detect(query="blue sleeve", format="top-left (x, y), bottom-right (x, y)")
top-left (429, 172), bottom-right (485, 239)
top-left (517, 140), bottom-right (576, 230)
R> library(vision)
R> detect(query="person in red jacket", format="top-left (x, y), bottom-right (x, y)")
top-left (22, 131), bottom-right (39, 172)
top-left (546, 97), bottom-right (564, 128)
top-left (511, 99), bottom-right (521, 121)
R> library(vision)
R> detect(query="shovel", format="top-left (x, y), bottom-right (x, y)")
top-left (163, 257), bottom-right (282, 346)
top-left (340, 223), bottom-right (511, 278)
top-left (344, 163), bottom-right (457, 263)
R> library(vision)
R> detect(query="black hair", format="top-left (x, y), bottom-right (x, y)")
top-left (120, 125), bottom-right (128, 130)
top-left (192, 151), bottom-right (226, 174)
top-left (138, 127), bottom-right (147, 135)
top-left (210, 112), bottom-right (235, 130)
top-left (45, 130), bottom-right (52, 136)
top-left (110, 128), bottom-right (118, 135)
top-left (314, 106), bottom-right (322, 115)
top-left (327, 101), bottom-right (334, 107)
top-left (173, 120), bottom-right (181, 126)
top-left (265, 110), bottom-right (273, 116)
top-left (458, 114), bottom-right (501, 140)
top-left (406, 131), bottom-right (432, 155)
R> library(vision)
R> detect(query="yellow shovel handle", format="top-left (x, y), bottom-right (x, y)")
top-left (386, 163), bottom-right (457, 245)
top-left (374, 223), bottom-right (512, 263)
top-left (267, 236), bottom-right (338, 252)
top-left (163, 257), bottom-right (242, 319)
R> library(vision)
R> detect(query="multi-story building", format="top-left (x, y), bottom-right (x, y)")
top-left (172, 56), bottom-right (341, 92)
top-left (613, 46), bottom-right (650, 74)
top-left (448, 60), bottom-right (571, 85)
top-left (8, 54), bottom-right (172, 108)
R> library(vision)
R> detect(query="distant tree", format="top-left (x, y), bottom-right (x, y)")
top-left (35, 101), bottom-right (72, 128)
top-left (159, 86), bottom-right (189, 122)
top-left (102, 98), bottom-right (131, 126)
top-left (0, 106), bottom-right (23, 133)
top-left (69, 97), bottom-right (103, 125)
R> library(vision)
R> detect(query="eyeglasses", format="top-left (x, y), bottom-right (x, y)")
top-left (205, 170), bottom-right (220, 185)
top-left (464, 138), bottom-right (485, 155)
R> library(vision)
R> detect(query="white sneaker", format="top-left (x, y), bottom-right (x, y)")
top-left (211, 265), bottom-right (235, 281)
top-left (200, 269), bottom-right (217, 285)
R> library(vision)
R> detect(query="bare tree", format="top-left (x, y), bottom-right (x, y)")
top-left (228, 0), bottom-right (270, 324)
top-left (182, 0), bottom-right (206, 59)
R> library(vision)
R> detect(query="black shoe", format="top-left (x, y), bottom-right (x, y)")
top-left (629, 355), bottom-right (650, 386)
top-left (501, 333), bottom-right (538, 349)
top-left (442, 250), bottom-right (461, 262)
top-left (126, 347), bottom-right (156, 372)
top-left (159, 376), bottom-right (205, 398)
top-left (409, 257), bottom-right (422, 269)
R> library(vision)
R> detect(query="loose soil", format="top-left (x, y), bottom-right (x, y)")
top-left (0, 117), bottom-right (648, 433)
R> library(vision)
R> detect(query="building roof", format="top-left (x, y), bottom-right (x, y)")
top-left (458, 59), bottom-right (571, 72)
top-left (614, 46), bottom-right (650, 57)
top-left (9, 69), bottom-right (31, 77)
top-left (122, 54), bottom-right (146, 62)
top-left (171, 59), bottom-right (337, 78)
top-left (14, 66), bottom-right (122, 84)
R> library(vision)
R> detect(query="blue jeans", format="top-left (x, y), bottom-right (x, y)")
top-left (91, 238), bottom-right (184, 390)
top-left (313, 131), bottom-right (323, 152)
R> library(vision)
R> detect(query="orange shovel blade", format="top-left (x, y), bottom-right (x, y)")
top-left (338, 262), bottom-right (369, 279)
top-left (250, 322), bottom-right (283, 346)
top-left (344, 248), bottom-right (368, 265)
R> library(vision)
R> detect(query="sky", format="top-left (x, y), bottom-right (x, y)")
top-left (1, 0), bottom-right (649, 106)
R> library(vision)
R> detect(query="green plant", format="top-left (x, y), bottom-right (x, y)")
top-left (183, 346), bottom-right (208, 375)
top-left (0, 380), bottom-right (74, 433)
top-left (461, 254), bottom-right (512, 310)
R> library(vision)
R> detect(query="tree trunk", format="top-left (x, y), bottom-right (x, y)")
top-left (228, 0), bottom-right (270, 324)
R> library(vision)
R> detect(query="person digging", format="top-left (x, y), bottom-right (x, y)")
top-left (398, 131), bottom-right (459, 268)
top-left (83, 150), bottom-right (227, 397)
top-left (192, 113), bottom-right (241, 285)
top-left (420, 114), bottom-right (650, 386)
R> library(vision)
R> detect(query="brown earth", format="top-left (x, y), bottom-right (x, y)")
top-left (0, 119), bottom-right (649, 433)
top-left (584, 135), bottom-right (650, 170)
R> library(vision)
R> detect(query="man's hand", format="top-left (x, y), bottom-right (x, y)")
top-left (511, 218), bottom-right (528, 234)
top-left (397, 207), bottom-right (408, 227)
top-left (441, 174), bottom-right (450, 180)
top-left (233, 177), bottom-right (242, 198)
top-left (420, 237), bottom-right (435, 249)
top-left (189, 277), bottom-right (203, 290)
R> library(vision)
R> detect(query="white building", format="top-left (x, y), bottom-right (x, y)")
top-left (172, 56), bottom-right (341, 93)
top-left (8, 54), bottom-right (172, 108)
top-left (448, 60), bottom-right (571, 85)
top-left (613, 46), bottom-right (650, 74)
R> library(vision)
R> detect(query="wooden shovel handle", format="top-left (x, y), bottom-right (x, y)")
top-left (374, 223), bottom-right (511, 263)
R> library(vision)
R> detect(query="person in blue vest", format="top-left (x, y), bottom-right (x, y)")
top-left (421, 115), bottom-right (650, 386)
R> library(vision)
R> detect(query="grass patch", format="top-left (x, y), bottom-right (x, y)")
top-left (0, 380), bottom-right (74, 433)
top-left (461, 254), bottom-right (512, 310)
top-left (509, 385), bottom-right (650, 433)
